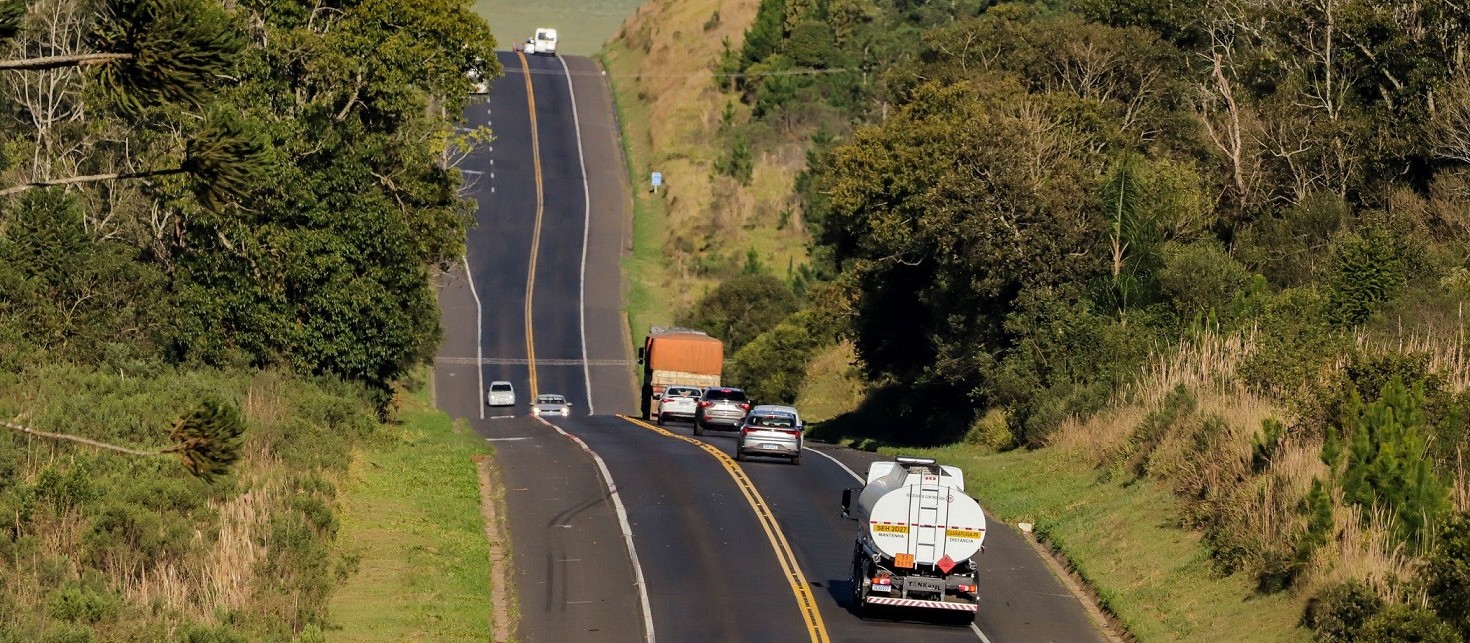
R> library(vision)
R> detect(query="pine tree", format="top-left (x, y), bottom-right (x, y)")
top-left (1339, 377), bottom-right (1450, 545)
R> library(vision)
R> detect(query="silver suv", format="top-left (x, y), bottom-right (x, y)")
top-left (693, 387), bottom-right (750, 436)
top-left (735, 409), bottom-right (803, 465)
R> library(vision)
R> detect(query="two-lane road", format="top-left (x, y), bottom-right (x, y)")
top-left (435, 50), bottom-right (1110, 643)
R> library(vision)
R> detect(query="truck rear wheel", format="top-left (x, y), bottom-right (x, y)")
top-left (850, 552), bottom-right (871, 617)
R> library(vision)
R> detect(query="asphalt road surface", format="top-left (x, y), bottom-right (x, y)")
top-left (434, 51), bottom-right (1109, 643)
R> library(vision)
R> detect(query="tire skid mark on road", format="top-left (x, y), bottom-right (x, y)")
top-left (616, 415), bottom-right (831, 643)
top-left (534, 416), bottom-right (656, 643)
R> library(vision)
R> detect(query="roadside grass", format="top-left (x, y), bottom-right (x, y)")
top-left (328, 381), bottom-right (502, 641)
top-left (601, 0), bottom-right (812, 350)
top-left (881, 443), bottom-right (1311, 643)
top-left (795, 341), bottom-right (865, 423)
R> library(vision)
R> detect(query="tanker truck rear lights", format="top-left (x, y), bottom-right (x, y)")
top-left (871, 573), bottom-right (892, 591)
top-left (958, 583), bottom-right (977, 594)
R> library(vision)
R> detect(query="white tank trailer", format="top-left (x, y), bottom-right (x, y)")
top-left (841, 456), bottom-right (987, 616)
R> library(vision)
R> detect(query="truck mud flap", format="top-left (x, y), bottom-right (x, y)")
top-left (863, 596), bottom-right (978, 611)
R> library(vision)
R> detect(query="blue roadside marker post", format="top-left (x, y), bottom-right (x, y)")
top-left (651, 171), bottom-right (662, 194)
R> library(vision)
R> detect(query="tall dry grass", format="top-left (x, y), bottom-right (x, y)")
top-left (1050, 328), bottom-right (1436, 602)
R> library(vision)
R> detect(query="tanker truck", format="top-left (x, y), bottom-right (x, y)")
top-left (841, 456), bottom-right (987, 617)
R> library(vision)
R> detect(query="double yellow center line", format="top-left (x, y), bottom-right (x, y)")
top-left (517, 50), bottom-right (544, 398)
top-left (617, 415), bottom-right (831, 643)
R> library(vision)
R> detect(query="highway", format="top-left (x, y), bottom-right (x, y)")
top-left (434, 50), bottom-right (1110, 643)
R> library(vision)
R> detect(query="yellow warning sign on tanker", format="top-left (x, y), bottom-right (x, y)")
top-left (946, 528), bottom-right (984, 539)
top-left (872, 524), bottom-right (909, 534)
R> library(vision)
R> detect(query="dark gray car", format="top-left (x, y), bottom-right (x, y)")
top-left (693, 387), bottom-right (750, 436)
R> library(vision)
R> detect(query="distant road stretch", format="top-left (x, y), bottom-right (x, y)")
top-left (432, 51), bottom-right (1109, 643)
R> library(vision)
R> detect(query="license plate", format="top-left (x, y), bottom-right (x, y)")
top-left (762, 443), bottom-right (780, 449)
top-left (894, 553), bottom-right (915, 569)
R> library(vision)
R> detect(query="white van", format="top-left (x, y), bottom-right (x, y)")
top-left (533, 28), bottom-right (558, 55)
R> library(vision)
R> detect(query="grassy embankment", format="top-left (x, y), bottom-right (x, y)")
top-left (328, 378), bottom-right (505, 641)
top-left (599, 0), bottom-right (815, 344)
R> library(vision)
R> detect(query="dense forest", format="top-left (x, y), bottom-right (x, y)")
top-left (675, 0), bottom-right (1470, 639)
top-left (0, 0), bottom-right (495, 638)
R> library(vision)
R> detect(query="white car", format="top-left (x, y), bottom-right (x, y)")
top-left (531, 394), bottom-right (572, 417)
top-left (486, 381), bottom-right (516, 407)
top-left (523, 38), bottom-right (536, 55)
top-left (655, 385), bottom-right (703, 425)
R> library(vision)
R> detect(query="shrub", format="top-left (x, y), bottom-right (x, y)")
top-left (1157, 238), bottom-right (1251, 319)
top-left (46, 581), bottom-right (119, 625)
top-left (1304, 581), bottom-right (1384, 642)
top-left (1426, 512), bottom-right (1470, 640)
top-left (963, 408), bottom-right (1014, 450)
top-left (787, 20), bottom-right (837, 68)
top-left (1358, 604), bottom-right (1460, 642)
top-left (1326, 227), bottom-right (1408, 326)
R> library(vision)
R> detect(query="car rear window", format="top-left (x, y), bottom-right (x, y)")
top-left (490, 383), bottom-right (512, 392)
top-left (667, 387), bottom-right (700, 397)
top-left (750, 415), bottom-right (795, 428)
top-left (704, 389), bottom-right (747, 402)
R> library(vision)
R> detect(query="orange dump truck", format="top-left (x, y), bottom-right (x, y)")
top-left (637, 326), bottom-right (724, 420)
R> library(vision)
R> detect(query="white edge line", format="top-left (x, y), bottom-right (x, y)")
top-left (558, 55), bottom-right (596, 417)
top-left (971, 623), bottom-right (994, 643)
top-left (802, 445), bottom-right (862, 483)
top-left (535, 416), bottom-right (655, 643)
top-left (802, 444), bottom-right (994, 643)
top-left (464, 254), bottom-right (485, 421)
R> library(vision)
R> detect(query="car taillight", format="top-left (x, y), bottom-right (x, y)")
top-left (698, 401), bottom-right (712, 408)
top-left (739, 403), bottom-right (750, 411)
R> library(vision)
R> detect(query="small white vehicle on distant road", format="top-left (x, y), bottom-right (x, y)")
top-left (533, 28), bottom-right (557, 55)
top-left (531, 394), bottom-right (572, 417)
top-left (655, 385), bottom-right (702, 425)
top-left (486, 381), bottom-right (516, 408)
top-left (522, 38), bottom-right (537, 55)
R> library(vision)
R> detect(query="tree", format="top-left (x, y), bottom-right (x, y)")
top-left (0, 0), bottom-right (263, 207)
top-left (742, 0), bottom-right (787, 67)
top-left (1338, 378), bottom-right (1450, 545)
top-left (3, 398), bottom-right (243, 481)
top-left (677, 274), bottom-right (800, 353)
